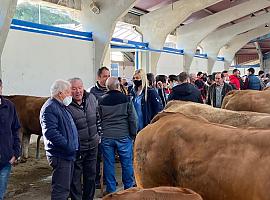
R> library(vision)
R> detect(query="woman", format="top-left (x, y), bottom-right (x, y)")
top-left (130, 69), bottom-right (163, 131)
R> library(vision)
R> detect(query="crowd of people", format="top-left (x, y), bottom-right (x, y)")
top-left (0, 66), bottom-right (267, 200)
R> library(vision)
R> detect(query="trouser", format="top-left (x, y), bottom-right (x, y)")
top-left (95, 144), bottom-right (102, 185)
top-left (101, 137), bottom-right (134, 193)
top-left (47, 156), bottom-right (74, 200)
top-left (70, 147), bottom-right (98, 200)
top-left (0, 163), bottom-right (12, 200)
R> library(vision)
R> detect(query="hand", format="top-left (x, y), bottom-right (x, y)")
top-left (9, 156), bottom-right (16, 166)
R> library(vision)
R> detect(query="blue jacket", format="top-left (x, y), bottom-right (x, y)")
top-left (40, 98), bottom-right (79, 161)
top-left (246, 74), bottom-right (261, 90)
top-left (0, 96), bottom-right (21, 170)
top-left (130, 87), bottom-right (163, 129)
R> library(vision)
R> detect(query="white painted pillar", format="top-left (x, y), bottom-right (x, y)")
top-left (140, 0), bottom-right (222, 72)
top-left (0, 0), bottom-right (17, 78)
top-left (200, 11), bottom-right (270, 73)
top-left (141, 51), bottom-right (150, 73)
top-left (219, 25), bottom-right (270, 68)
top-left (80, 0), bottom-right (137, 77)
top-left (176, 0), bottom-right (270, 72)
top-left (254, 42), bottom-right (264, 70)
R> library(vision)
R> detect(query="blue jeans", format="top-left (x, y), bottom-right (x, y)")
top-left (0, 163), bottom-right (12, 200)
top-left (101, 137), bottom-right (134, 193)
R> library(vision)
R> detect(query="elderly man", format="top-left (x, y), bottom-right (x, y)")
top-left (98, 77), bottom-right (137, 195)
top-left (206, 72), bottom-right (233, 108)
top-left (67, 78), bottom-right (99, 200)
top-left (40, 80), bottom-right (79, 200)
top-left (0, 79), bottom-right (21, 200)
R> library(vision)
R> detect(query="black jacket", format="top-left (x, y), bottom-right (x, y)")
top-left (98, 90), bottom-right (137, 139)
top-left (67, 92), bottom-right (100, 151)
top-left (206, 83), bottom-right (233, 107)
top-left (0, 96), bottom-right (21, 170)
top-left (89, 82), bottom-right (107, 100)
top-left (168, 83), bottom-right (203, 103)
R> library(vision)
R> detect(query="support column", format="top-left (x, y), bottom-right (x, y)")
top-left (0, 0), bottom-right (17, 78)
top-left (219, 25), bottom-right (270, 68)
top-left (254, 42), bottom-right (264, 70)
top-left (80, 0), bottom-right (137, 77)
top-left (176, 0), bottom-right (270, 72)
top-left (140, 0), bottom-right (222, 73)
top-left (199, 11), bottom-right (270, 73)
top-left (140, 51), bottom-right (150, 73)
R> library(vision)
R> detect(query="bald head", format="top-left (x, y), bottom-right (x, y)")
top-left (106, 77), bottom-right (120, 91)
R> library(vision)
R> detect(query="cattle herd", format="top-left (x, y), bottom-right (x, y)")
top-left (6, 89), bottom-right (270, 200)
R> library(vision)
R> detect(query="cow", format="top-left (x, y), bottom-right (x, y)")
top-left (221, 89), bottom-right (270, 114)
top-left (4, 95), bottom-right (48, 159)
top-left (134, 112), bottom-right (270, 200)
top-left (103, 187), bottom-right (202, 200)
top-left (153, 100), bottom-right (270, 129)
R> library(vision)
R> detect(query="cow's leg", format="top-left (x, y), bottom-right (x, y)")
top-left (22, 132), bottom-right (31, 159)
top-left (36, 135), bottom-right (42, 159)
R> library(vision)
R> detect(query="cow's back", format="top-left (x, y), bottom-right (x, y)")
top-left (221, 90), bottom-right (270, 114)
top-left (157, 100), bottom-right (270, 129)
top-left (134, 113), bottom-right (270, 200)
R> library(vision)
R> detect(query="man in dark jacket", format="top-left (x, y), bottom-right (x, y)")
top-left (40, 80), bottom-right (79, 200)
top-left (88, 66), bottom-right (110, 100)
top-left (67, 78), bottom-right (100, 200)
top-left (244, 68), bottom-right (261, 90)
top-left (98, 77), bottom-right (137, 195)
top-left (168, 72), bottom-right (203, 103)
top-left (0, 79), bottom-right (21, 200)
top-left (206, 72), bottom-right (233, 108)
top-left (88, 67), bottom-right (110, 188)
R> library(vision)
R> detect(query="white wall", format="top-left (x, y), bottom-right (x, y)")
top-left (190, 57), bottom-right (208, 73)
top-left (1, 29), bottom-right (95, 97)
top-left (212, 60), bottom-right (225, 73)
top-left (156, 52), bottom-right (183, 75)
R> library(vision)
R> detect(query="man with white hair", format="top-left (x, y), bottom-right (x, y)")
top-left (40, 79), bottom-right (79, 200)
top-left (67, 78), bottom-right (100, 200)
top-left (98, 77), bottom-right (137, 195)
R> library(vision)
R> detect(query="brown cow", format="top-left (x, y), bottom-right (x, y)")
top-left (5, 95), bottom-right (48, 159)
top-left (221, 89), bottom-right (270, 114)
top-left (134, 112), bottom-right (270, 200)
top-left (103, 187), bottom-right (202, 200)
top-left (153, 100), bottom-right (270, 129)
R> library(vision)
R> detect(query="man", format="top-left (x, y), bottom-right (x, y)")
top-left (88, 67), bottom-right (110, 100)
top-left (168, 72), bottom-right (203, 103)
top-left (244, 68), bottom-right (261, 90)
top-left (206, 72), bottom-right (233, 108)
top-left (40, 80), bottom-right (79, 200)
top-left (0, 79), bottom-right (21, 200)
top-left (88, 67), bottom-right (110, 189)
top-left (67, 78), bottom-right (99, 200)
top-left (195, 72), bottom-right (206, 100)
top-left (189, 73), bottom-right (197, 87)
top-left (229, 69), bottom-right (241, 90)
top-left (258, 70), bottom-right (266, 89)
top-left (98, 77), bottom-right (137, 195)
top-left (155, 75), bottom-right (168, 107)
top-left (168, 75), bottom-right (179, 88)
